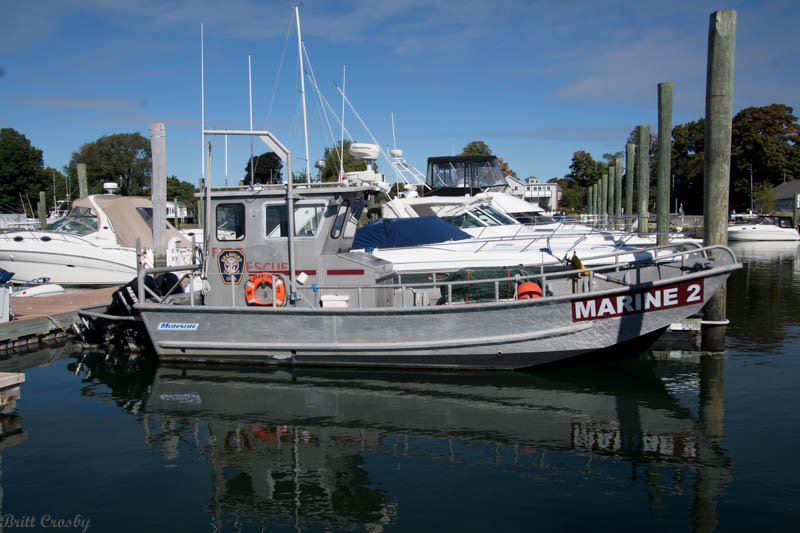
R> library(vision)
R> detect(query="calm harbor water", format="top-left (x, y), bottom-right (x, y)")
top-left (1, 241), bottom-right (798, 532)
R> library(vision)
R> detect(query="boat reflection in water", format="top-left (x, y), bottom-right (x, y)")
top-left (75, 353), bottom-right (732, 532)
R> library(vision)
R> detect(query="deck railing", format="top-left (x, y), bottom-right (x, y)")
top-left (134, 243), bottom-right (736, 311)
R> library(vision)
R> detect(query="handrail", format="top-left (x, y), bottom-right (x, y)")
top-left (135, 244), bottom-right (737, 311)
top-left (137, 264), bottom-right (202, 304)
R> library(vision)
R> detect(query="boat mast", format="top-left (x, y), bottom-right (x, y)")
top-left (295, 6), bottom-right (311, 183)
top-left (200, 23), bottom-right (205, 191)
top-left (248, 54), bottom-right (254, 188)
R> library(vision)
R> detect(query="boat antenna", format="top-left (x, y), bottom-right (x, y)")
top-left (295, 5), bottom-right (311, 183)
top-left (248, 54), bottom-right (254, 188)
top-left (225, 135), bottom-right (228, 187)
top-left (340, 65), bottom-right (346, 181)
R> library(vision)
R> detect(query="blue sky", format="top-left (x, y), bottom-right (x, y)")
top-left (2, 0), bottom-right (798, 189)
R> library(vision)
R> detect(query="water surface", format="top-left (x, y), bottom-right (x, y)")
top-left (1, 241), bottom-right (798, 532)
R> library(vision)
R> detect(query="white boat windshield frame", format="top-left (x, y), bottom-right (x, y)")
top-left (44, 206), bottom-right (98, 236)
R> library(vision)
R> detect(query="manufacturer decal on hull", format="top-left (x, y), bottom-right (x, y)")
top-left (158, 322), bottom-right (199, 331)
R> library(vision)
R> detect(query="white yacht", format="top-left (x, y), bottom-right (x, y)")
top-left (382, 155), bottom-right (684, 247)
top-left (727, 216), bottom-right (800, 241)
top-left (0, 193), bottom-right (197, 287)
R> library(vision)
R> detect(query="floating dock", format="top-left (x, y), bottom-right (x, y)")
top-left (0, 287), bottom-right (116, 351)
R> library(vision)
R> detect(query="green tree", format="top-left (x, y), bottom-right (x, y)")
top-left (244, 152), bottom-right (283, 184)
top-left (730, 104), bottom-right (800, 211)
top-left (564, 150), bottom-right (604, 188)
top-left (460, 140), bottom-right (492, 156)
top-left (671, 119), bottom-right (704, 214)
top-left (319, 140), bottom-right (369, 182)
top-left (65, 133), bottom-right (152, 196)
top-left (166, 176), bottom-right (199, 219)
top-left (0, 128), bottom-right (49, 211)
top-left (555, 178), bottom-right (584, 213)
top-left (753, 182), bottom-right (775, 213)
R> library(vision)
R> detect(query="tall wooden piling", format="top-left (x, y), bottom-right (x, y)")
top-left (636, 125), bottom-right (651, 233)
top-left (625, 143), bottom-right (635, 230)
top-left (592, 182), bottom-right (598, 218)
top-left (37, 191), bottom-right (47, 229)
top-left (703, 10), bottom-right (737, 350)
top-left (149, 122), bottom-right (168, 268)
top-left (77, 163), bottom-right (88, 198)
top-left (657, 82), bottom-right (674, 245)
top-left (793, 193), bottom-right (799, 229)
top-left (601, 173), bottom-right (608, 224)
top-left (587, 187), bottom-right (593, 219)
top-left (614, 156), bottom-right (623, 229)
top-left (607, 165), bottom-right (615, 222)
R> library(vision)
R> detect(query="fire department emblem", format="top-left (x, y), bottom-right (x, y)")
top-left (218, 249), bottom-right (246, 285)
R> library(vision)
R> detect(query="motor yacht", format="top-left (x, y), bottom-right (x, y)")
top-left (0, 193), bottom-right (197, 286)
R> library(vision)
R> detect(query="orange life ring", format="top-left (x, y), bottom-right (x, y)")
top-left (517, 281), bottom-right (542, 299)
top-left (245, 273), bottom-right (286, 306)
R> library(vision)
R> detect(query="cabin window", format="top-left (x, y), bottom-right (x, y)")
top-left (216, 204), bottom-right (245, 241)
top-left (135, 207), bottom-right (175, 231)
top-left (444, 213), bottom-right (482, 229)
top-left (265, 204), bottom-right (325, 238)
top-left (330, 201), bottom-right (350, 239)
top-left (343, 200), bottom-right (364, 239)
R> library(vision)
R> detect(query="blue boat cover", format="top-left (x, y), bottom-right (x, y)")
top-left (0, 268), bottom-right (14, 284)
top-left (353, 216), bottom-right (472, 249)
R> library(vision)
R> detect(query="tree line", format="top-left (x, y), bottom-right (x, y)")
top-left (560, 103), bottom-right (800, 214)
top-left (0, 128), bottom-right (200, 217)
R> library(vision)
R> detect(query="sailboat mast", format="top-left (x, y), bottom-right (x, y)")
top-left (295, 6), bottom-right (311, 183)
top-left (200, 23), bottom-right (205, 190)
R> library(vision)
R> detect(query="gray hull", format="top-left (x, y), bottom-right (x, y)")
top-left (137, 268), bottom-right (731, 369)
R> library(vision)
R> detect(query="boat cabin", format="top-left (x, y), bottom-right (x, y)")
top-left (425, 155), bottom-right (507, 196)
top-left (203, 184), bottom-right (395, 308)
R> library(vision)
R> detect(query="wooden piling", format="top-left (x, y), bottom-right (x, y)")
top-left (636, 125), bottom-right (651, 233)
top-left (657, 82), bottom-right (674, 245)
top-left (625, 143), bottom-right (635, 229)
top-left (614, 156), bottom-right (623, 229)
top-left (607, 165), bottom-right (615, 222)
top-left (587, 187), bottom-right (593, 219)
top-left (601, 173), bottom-right (608, 224)
top-left (77, 163), bottom-right (88, 198)
top-left (702, 9), bottom-right (737, 350)
top-left (37, 191), bottom-right (47, 229)
top-left (793, 193), bottom-right (798, 229)
top-left (149, 122), bottom-right (167, 268)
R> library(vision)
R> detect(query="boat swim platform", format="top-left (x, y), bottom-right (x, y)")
top-left (0, 287), bottom-right (117, 351)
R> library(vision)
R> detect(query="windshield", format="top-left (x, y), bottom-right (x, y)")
top-left (44, 206), bottom-right (98, 236)
top-left (479, 204), bottom-right (518, 225)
